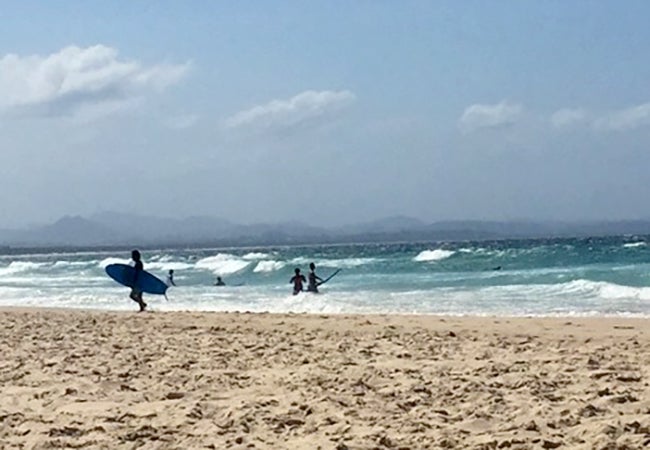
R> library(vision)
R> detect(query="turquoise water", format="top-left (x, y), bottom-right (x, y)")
top-left (1, 236), bottom-right (650, 316)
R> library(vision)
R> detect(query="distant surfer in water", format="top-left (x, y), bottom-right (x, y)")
top-left (307, 262), bottom-right (323, 293)
top-left (290, 268), bottom-right (306, 295)
top-left (215, 276), bottom-right (226, 286)
top-left (166, 269), bottom-right (176, 287)
top-left (129, 250), bottom-right (147, 312)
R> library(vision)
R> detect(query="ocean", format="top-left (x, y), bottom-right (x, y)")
top-left (1, 236), bottom-right (650, 316)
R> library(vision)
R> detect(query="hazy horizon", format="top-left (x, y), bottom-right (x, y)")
top-left (3, 2), bottom-right (650, 229)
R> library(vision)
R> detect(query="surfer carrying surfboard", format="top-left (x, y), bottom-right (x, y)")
top-left (129, 250), bottom-right (147, 312)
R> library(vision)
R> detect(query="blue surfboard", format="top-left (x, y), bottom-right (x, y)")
top-left (105, 264), bottom-right (168, 296)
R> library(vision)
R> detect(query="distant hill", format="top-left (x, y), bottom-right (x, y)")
top-left (1, 216), bottom-right (121, 247)
top-left (337, 215), bottom-right (428, 235)
top-left (88, 212), bottom-right (237, 244)
top-left (0, 212), bottom-right (331, 247)
top-left (2, 213), bottom-right (650, 248)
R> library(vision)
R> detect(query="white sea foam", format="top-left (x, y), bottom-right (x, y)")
top-left (195, 254), bottom-right (250, 275)
top-left (414, 249), bottom-right (455, 262)
top-left (146, 261), bottom-right (193, 271)
top-left (572, 279), bottom-right (625, 298)
top-left (599, 282), bottom-right (650, 300)
top-left (243, 252), bottom-right (270, 260)
top-left (304, 258), bottom-right (378, 268)
top-left (151, 255), bottom-right (174, 262)
top-left (0, 261), bottom-right (47, 276)
top-left (473, 279), bottom-right (650, 304)
top-left (53, 261), bottom-right (92, 268)
top-left (457, 247), bottom-right (490, 254)
top-left (253, 260), bottom-right (286, 273)
top-left (623, 242), bottom-right (646, 248)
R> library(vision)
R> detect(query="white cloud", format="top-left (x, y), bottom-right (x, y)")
top-left (224, 90), bottom-right (356, 130)
top-left (594, 103), bottom-right (650, 132)
top-left (550, 108), bottom-right (588, 129)
top-left (0, 45), bottom-right (189, 117)
top-left (459, 101), bottom-right (522, 133)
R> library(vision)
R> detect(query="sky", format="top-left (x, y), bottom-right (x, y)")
top-left (1, 1), bottom-right (650, 228)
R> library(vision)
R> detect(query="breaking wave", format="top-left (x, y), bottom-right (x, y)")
top-left (195, 254), bottom-right (250, 275)
top-left (414, 249), bottom-right (455, 262)
top-left (253, 260), bottom-right (286, 273)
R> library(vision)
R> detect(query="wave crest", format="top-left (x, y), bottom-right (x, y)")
top-left (254, 260), bottom-right (286, 273)
top-left (195, 254), bottom-right (250, 275)
top-left (623, 242), bottom-right (646, 248)
top-left (0, 261), bottom-right (47, 276)
top-left (243, 252), bottom-right (270, 260)
top-left (414, 249), bottom-right (455, 262)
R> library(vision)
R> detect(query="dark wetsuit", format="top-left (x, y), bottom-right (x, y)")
top-left (130, 260), bottom-right (146, 311)
top-left (132, 260), bottom-right (143, 293)
top-left (307, 270), bottom-right (322, 293)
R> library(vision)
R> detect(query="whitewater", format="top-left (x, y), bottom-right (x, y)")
top-left (1, 236), bottom-right (650, 316)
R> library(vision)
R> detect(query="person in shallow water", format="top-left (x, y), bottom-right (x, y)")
top-left (166, 269), bottom-right (177, 287)
top-left (129, 249), bottom-right (147, 312)
top-left (215, 276), bottom-right (226, 286)
top-left (290, 268), bottom-right (306, 295)
top-left (307, 262), bottom-right (323, 293)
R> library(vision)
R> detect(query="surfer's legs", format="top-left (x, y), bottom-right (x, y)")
top-left (130, 289), bottom-right (146, 312)
top-left (137, 293), bottom-right (146, 312)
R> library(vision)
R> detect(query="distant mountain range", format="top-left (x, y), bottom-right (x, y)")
top-left (1, 212), bottom-right (650, 249)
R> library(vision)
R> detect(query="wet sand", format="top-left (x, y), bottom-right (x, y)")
top-left (1, 308), bottom-right (649, 449)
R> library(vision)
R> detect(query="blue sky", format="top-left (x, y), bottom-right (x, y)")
top-left (1, 1), bottom-right (650, 227)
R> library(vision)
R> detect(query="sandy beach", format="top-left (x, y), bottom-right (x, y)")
top-left (0, 309), bottom-right (648, 449)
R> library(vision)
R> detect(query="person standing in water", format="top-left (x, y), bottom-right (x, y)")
top-left (307, 262), bottom-right (323, 293)
top-left (290, 268), bottom-right (306, 295)
top-left (166, 269), bottom-right (177, 287)
top-left (129, 249), bottom-right (147, 312)
top-left (215, 276), bottom-right (226, 286)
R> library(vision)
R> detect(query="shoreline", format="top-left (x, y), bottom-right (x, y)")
top-left (2, 305), bottom-right (650, 320)
top-left (1, 309), bottom-right (648, 449)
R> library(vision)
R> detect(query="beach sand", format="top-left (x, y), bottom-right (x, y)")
top-left (0, 309), bottom-right (648, 449)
